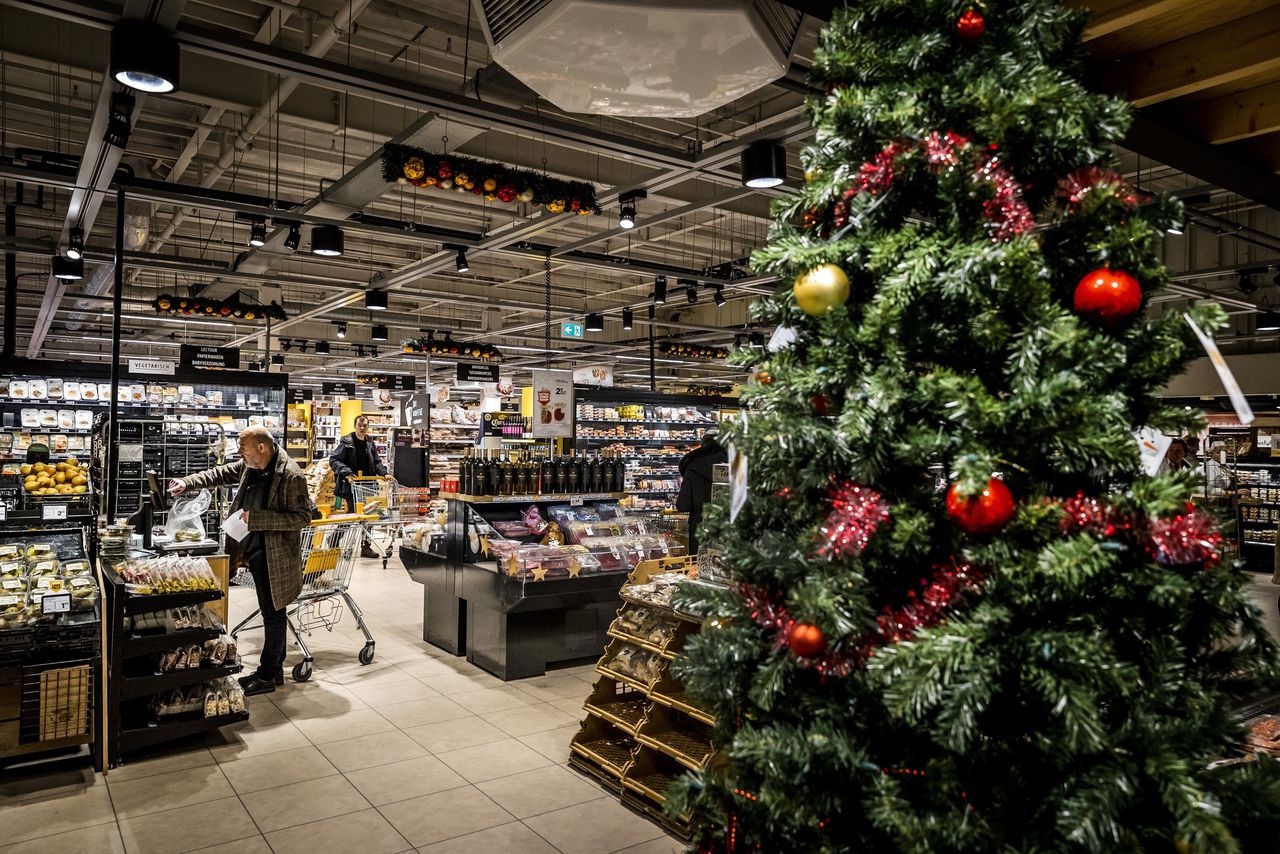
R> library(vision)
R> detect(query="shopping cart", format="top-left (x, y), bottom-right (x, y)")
top-left (348, 476), bottom-right (429, 569)
top-left (230, 517), bottom-right (376, 682)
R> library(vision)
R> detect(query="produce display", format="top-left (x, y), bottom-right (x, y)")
top-left (20, 458), bottom-right (89, 496)
top-left (118, 556), bottom-right (218, 594)
top-left (0, 539), bottom-right (99, 628)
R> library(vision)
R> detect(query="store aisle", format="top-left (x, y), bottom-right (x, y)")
top-left (0, 557), bottom-right (683, 854)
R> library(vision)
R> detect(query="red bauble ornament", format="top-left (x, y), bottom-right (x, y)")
top-left (1073, 268), bottom-right (1142, 326)
top-left (788, 622), bottom-right (826, 658)
top-left (956, 8), bottom-right (986, 40)
top-left (946, 478), bottom-right (1015, 534)
top-left (811, 394), bottom-right (829, 415)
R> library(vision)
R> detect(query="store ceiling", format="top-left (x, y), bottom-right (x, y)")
top-left (0, 0), bottom-right (1277, 391)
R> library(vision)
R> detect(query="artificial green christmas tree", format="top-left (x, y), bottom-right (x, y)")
top-left (670, 2), bottom-right (1280, 851)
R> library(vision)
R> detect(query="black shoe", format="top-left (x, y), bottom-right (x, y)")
top-left (276, 671), bottom-right (285, 686)
top-left (360, 547), bottom-right (378, 558)
top-left (238, 674), bottom-right (278, 696)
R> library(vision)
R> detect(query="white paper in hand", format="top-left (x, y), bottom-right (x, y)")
top-left (221, 509), bottom-right (250, 543)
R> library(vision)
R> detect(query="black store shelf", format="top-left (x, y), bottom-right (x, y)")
top-left (123, 587), bottom-right (222, 616)
top-left (119, 662), bottom-right (244, 700)
top-left (122, 626), bottom-right (223, 658)
top-left (119, 711), bottom-right (250, 753)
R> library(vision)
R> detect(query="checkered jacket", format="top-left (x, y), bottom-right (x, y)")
top-left (180, 452), bottom-right (310, 612)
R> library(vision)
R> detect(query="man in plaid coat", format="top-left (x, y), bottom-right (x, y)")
top-left (169, 426), bottom-right (310, 695)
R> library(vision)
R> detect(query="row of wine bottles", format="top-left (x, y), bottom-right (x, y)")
top-left (459, 448), bottom-right (628, 496)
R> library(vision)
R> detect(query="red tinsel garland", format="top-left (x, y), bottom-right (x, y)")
top-left (816, 481), bottom-right (891, 560)
top-left (1056, 165), bottom-right (1139, 212)
top-left (1058, 492), bottom-right (1223, 568)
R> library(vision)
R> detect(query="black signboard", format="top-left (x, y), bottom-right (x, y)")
top-left (457, 362), bottom-right (499, 383)
top-left (286, 388), bottom-right (313, 403)
top-left (375, 375), bottom-right (417, 391)
top-left (180, 344), bottom-right (239, 371)
top-left (322, 381), bottom-right (356, 396)
top-left (402, 394), bottom-right (430, 428)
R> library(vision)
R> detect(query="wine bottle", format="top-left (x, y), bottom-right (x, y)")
top-left (588, 451), bottom-right (601, 494)
top-left (487, 449), bottom-right (502, 497)
top-left (515, 451), bottom-right (530, 495)
top-left (503, 451), bottom-right (517, 496)
top-left (540, 449), bottom-right (554, 496)
top-left (460, 448), bottom-right (472, 495)
top-left (568, 452), bottom-right (582, 494)
top-left (554, 454), bottom-right (568, 494)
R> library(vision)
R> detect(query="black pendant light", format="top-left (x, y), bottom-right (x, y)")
top-left (366, 289), bottom-right (388, 311)
top-left (741, 140), bottom-right (786, 189)
top-left (585, 313), bottom-right (605, 332)
top-left (51, 255), bottom-right (83, 281)
top-left (311, 224), bottom-right (344, 256)
top-left (111, 20), bottom-right (180, 93)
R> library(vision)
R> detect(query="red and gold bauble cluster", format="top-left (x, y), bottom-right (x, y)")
top-left (153, 294), bottom-right (285, 322)
top-left (660, 342), bottom-right (730, 361)
top-left (401, 334), bottom-right (502, 362)
top-left (382, 143), bottom-right (600, 215)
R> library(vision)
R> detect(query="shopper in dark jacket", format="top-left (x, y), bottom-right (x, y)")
top-left (329, 415), bottom-right (387, 506)
top-left (677, 429), bottom-right (728, 554)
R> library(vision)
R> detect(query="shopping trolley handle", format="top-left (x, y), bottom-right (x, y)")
top-left (348, 475), bottom-right (389, 481)
top-left (310, 514), bottom-right (379, 526)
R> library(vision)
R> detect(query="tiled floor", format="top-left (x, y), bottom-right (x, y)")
top-left (0, 556), bottom-right (684, 854)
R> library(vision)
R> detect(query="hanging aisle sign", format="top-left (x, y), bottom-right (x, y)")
top-left (322, 381), bottom-right (356, 396)
top-left (128, 357), bottom-right (176, 376)
top-left (457, 363), bottom-right (499, 383)
top-left (531, 369), bottom-right (573, 439)
top-left (286, 389), bottom-right (313, 404)
top-left (179, 344), bottom-right (240, 371)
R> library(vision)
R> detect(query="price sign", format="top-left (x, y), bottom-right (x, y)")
top-left (41, 593), bottom-right (71, 614)
top-left (42, 504), bottom-right (68, 521)
top-left (570, 496), bottom-right (584, 507)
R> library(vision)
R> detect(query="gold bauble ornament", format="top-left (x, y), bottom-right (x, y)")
top-left (793, 263), bottom-right (850, 316)
top-left (517, 189), bottom-right (535, 203)
top-left (402, 156), bottom-right (426, 181)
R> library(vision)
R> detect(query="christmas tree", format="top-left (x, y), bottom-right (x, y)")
top-left (671, 2), bottom-right (1280, 851)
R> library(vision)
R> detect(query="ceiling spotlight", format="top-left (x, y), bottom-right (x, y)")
top-left (713, 285), bottom-right (726, 308)
top-left (311, 224), bottom-right (344, 256)
top-left (371, 324), bottom-right (389, 341)
top-left (585, 313), bottom-right (605, 332)
top-left (315, 340), bottom-right (331, 355)
top-left (280, 338), bottom-right (293, 351)
top-left (619, 203), bottom-right (636, 230)
top-left (1258, 311), bottom-right (1280, 332)
top-left (1239, 272), bottom-right (1259, 296)
top-left (103, 90), bottom-right (135, 148)
top-left (335, 322), bottom-right (347, 339)
top-left (51, 255), bottom-right (83, 281)
top-left (296, 340), bottom-right (309, 353)
top-left (370, 345), bottom-right (380, 358)
top-left (248, 219), bottom-right (267, 247)
top-left (455, 248), bottom-right (470, 273)
top-left (111, 20), bottom-right (180, 93)
top-left (654, 276), bottom-right (667, 305)
top-left (741, 140), bottom-right (786, 189)
top-left (271, 353), bottom-right (285, 365)
top-left (283, 222), bottom-right (301, 251)
top-left (1167, 225), bottom-right (1184, 236)
top-left (622, 307), bottom-right (634, 330)
top-left (686, 283), bottom-right (698, 304)
top-left (66, 227), bottom-right (84, 261)
top-left (366, 289), bottom-right (388, 311)
top-left (355, 344), bottom-right (366, 358)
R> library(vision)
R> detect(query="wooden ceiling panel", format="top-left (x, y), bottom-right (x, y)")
top-left (1104, 6), bottom-right (1280, 107)
top-left (1083, 0), bottom-right (1280, 59)
top-left (1189, 80), bottom-right (1280, 144)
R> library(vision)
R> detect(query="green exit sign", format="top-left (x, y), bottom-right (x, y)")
top-left (561, 322), bottom-right (584, 339)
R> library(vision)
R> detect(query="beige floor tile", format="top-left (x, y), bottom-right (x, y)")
top-left (186, 838), bottom-right (272, 854)
top-left (415, 821), bottom-right (558, 854)
top-left (239, 774), bottom-right (371, 833)
top-left (333, 665), bottom-right (419, 687)
top-left (448, 686), bottom-right (538, 715)
top-left (108, 764), bottom-right (235, 819)
top-left (512, 675), bottom-right (594, 702)
top-left (0, 762), bottom-right (101, 805)
top-left (416, 671), bottom-right (506, 697)
top-left (518, 724), bottom-right (579, 763)
top-left (206, 704), bottom-right (312, 762)
top-left (316, 729), bottom-right (428, 772)
top-left (482, 702), bottom-right (581, 738)
top-left (611, 836), bottom-right (688, 854)
top-left (346, 677), bottom-right (441, 708)
top-left (117, 796), bottom-right (259, 854)
top-left (378, 785), bottom-right (514, 847)
top-left (290, 707), bottom-right (396, 745)
top-left (217, 745), bottom-right (339, 794)
top-left (476, 765), bottom-right (608, 819)
top-left (0, 782), bottom-right (116, 844)
top-left (548, 695), bottom-right (589, 716)
top-left (269, 681), bottom-right (369, 717)
top-left (263, 808), bottom-right (410, 854)
top-left (342, 755), bottom-right (467, 806)
top-left (395, 657), bottom-right (467, 680)
top-left (106, 745), bottom-right (217, 784)
top-left (523, 797), bottom-right (666, 854)
top-left (375, 696), bottom-right (472, 729)
top-left (402, 716), bottom-right (508, 754)
top-left (0, 822), bottom-right (123, 854)
top-left (314, 658), bottom-right (405, 685)
top-left (435, 738), bottom-right (553, 784)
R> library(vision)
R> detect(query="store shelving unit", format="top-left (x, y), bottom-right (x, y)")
top-left (573, 387), bottom-right (735, 510)
top-left (286, 402), bottom-right (315, 466)
top-left (1205, 423), bottom-right (1280, 571)
top-left (569, 557), bottom-right (708, 838)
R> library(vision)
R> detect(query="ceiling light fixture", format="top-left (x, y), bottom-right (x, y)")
top-left (311, 224), bottom-right (344, 256)
top-left (103, 90), bottom-right (135, 148)
top-left (111, 20), bottom-right (180, 93)
top-left (335, 322), bottom-right (347, 339)
top-left (713, 285), bottom-right (726, 308)
top-left (283, 222), bottom-right (301, 251)
top-left (585, 313), bottom-right (605, 332)
top-left (271, 353), bottom-right (285, 365)
top-left (653, 276), bottom-right (667, 305)
top-left (66, 227), bottom-right (84, 261)
top-left (741, 140), bottom-right (786, 189)
top-left (296, 340), bottom-right (309, 353)
top-left (371, 324), bottom-right (389, 341)
top-left (455, 248), bottom-right (470, 273)
top-left (619, 203), bottom-right (636, 230)
top-left (1239, 271), bottom-right (1259, 296)
top-left (686, 283), bottom-right (699, 304)
top-left (370, 345), bottom-right (380, 358)
top-left (1258, 311), bottom-right (1280, 332)
top-left (366, 289), bottom-right (388, 311)
top-left (622, 307), bottom-right (633, 330)
top-left (355, 345), bottom-right (366, 358)
top-left (248, 219), bottom-right (267, 247)
top-left (1167, 225), bottom-right (1183, 236)
top-left (315, 340), bottom-right (331, 355)
top-left (280, 338), bottom-right (293, 351)
top-left (51, 255), bottom-right (83, 281)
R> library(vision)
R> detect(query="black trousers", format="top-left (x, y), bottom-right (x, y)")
top-left (248, 551), bottom-right (287, 677)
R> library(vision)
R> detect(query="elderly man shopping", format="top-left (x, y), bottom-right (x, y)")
top-left (169, 426), bottom-right (310, 695)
